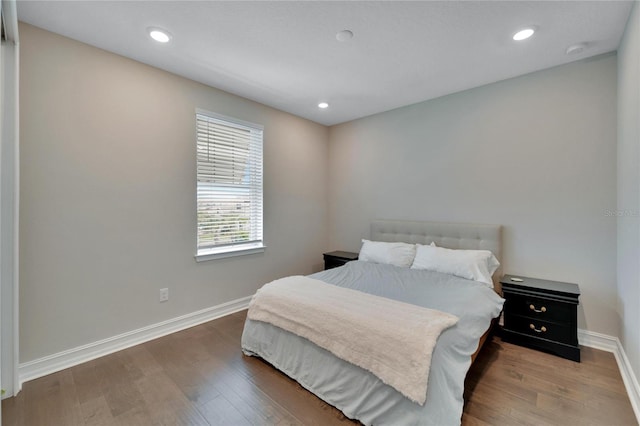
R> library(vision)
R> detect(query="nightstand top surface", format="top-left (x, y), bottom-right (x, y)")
top-left (501, 274), bottom-right (580, 297)
top-left (323, 250), bottom-right (359, 260)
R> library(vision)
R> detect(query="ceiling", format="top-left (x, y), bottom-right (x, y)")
top-left (17, 1), bottom-right (633, 126)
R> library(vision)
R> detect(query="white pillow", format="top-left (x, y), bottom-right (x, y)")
top-left (359, 239), bottom-right (416, 268)
top-left (411, 244), bottom-right (500, 287)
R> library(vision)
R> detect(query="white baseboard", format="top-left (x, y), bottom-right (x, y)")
top-left (17, 295), bottom-right (252, 391)
top-left (579, 329), bottom-right (640, 423)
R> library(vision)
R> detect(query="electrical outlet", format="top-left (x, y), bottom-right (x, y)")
top-left (159, 288), bottom-right (169, 302)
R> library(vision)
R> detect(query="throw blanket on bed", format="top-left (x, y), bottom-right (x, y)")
top-left (246, 275), bottom-right (459, 405)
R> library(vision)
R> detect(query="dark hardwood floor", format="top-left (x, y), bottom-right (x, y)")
top-left (2, 310), bottom-right (637, 425)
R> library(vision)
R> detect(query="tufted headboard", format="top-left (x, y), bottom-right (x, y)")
top-left (370, 220), bottom-right (503, 291)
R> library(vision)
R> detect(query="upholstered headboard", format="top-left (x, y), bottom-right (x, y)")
top-left (370, 220), bottom-right (503, 291)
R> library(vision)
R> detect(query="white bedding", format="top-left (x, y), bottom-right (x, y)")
top-left (241, 261), bottom-right (505, 425)
top-left (247, 275), bottom-right (459, 404)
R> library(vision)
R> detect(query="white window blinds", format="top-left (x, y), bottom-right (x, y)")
top-left (196, 111), bottom-right (264, 259)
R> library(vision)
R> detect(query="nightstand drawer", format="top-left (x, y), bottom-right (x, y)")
top-left (324, 257), bottom-right (347, 270)
top-left (323, 251), bottom-right (358, 270)
top-left (504, 315), bottom-right (575, 344)
top-left (503, 292), bottom-right (572, 323)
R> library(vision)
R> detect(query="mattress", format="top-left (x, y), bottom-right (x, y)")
top-left (241, 261), bottom-right (505, 425)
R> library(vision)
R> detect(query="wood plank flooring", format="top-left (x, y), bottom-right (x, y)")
top-left (2, 310), bottom-right (637, 425)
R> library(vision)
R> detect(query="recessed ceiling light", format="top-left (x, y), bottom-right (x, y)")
top-left (513, 28), bottom-right (535, 41)
top-left (318, 102), bottom-right (329, 109)
top-left (148, 28), bottom-right (171, 43)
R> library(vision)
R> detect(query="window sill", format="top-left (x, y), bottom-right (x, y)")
top-left (195, 243), bottom-right (266, 262)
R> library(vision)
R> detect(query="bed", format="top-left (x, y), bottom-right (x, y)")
top-left (241, 220), bottom-right (505, 425)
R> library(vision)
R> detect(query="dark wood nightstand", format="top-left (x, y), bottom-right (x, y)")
top-left (323, 251), bottom-right (358, 270)
top-left (501, 274), bottom-right (580, 362)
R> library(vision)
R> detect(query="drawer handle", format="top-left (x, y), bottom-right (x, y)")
top-left (529, 323), bottom-right (547, 333)
top-left (529, 304), bottom-right (547, 313)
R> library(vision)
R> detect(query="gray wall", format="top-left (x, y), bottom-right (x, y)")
top-left (617, 2), bottom-right (640, 381)
top-left (19, 23), bottom-right (329, 363)
top-left (328, 54), bottom-right (619, 336)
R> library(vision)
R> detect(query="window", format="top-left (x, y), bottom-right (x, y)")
top-left (195, 110), bottom-right (264, 261)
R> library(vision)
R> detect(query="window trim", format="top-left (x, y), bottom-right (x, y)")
top-left (194, 109), bottom-right (265, 262)
top-left (195, 242), bottom-right (266, 262)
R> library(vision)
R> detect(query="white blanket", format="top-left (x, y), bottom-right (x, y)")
top-left (246, 275), bottom-right (459, 405)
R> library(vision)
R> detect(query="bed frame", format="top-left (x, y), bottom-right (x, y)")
top-left (370, 219), bottom-right (503, 362)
